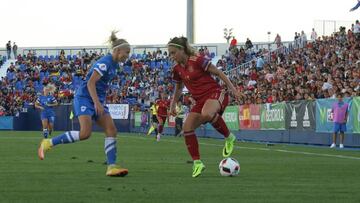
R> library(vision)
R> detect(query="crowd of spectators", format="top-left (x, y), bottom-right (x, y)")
top-left (1, 21), bottom-right (360, 116)
top-left (225, 23), bottom-right (360, 105)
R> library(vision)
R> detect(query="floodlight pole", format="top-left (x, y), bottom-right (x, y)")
top-left (187, 0), bottom-right (194, 44)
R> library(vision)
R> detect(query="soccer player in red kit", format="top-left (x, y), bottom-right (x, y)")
top-left (168, 37), bottom-right (240, 177)
top-left (156, 93), bottom-right (170, 141)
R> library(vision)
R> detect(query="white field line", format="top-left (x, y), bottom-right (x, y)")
top-left (122, 135), bottom-right (360, 161)
top-left (1, 135), bottom-right (360, 160)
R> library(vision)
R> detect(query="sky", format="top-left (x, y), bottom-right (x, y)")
top-left (1, 0), bottom-right (359, 47)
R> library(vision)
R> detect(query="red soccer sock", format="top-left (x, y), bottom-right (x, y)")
top-left (184, 131), bottom-right (200, 160)
top-left (158, 124), bottom-right (163, 134)
top-left (211, 114), bottom-right (230, 138)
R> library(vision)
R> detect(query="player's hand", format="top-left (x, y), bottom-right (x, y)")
top-left (94, 102), bottom-right (104, 116)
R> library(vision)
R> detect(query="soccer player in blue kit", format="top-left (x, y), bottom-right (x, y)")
top-left (38, 31), bottom-right (130, 177)
top-left (35, 84), bottom-right (58, 138)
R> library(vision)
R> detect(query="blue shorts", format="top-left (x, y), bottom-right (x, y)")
top-left (73, 96), bottom-right (109, 120)
top-left (41, 112), bottom-right (55, 124)
top-left (334, 122), bottom-right (346, 133)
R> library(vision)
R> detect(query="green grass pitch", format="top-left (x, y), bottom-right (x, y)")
top-left (0, 131), bottom-right (360, 203)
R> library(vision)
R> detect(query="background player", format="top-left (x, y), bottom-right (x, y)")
top-left (146, 101), bottom-right (159, 136)
top-left (35, 84), bottom-right (58, 138)
top-left (156, 92), bottom-right (170, 141)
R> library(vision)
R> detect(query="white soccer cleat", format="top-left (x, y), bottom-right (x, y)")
top-left (156, 134), bottom-right (161, 142)
top-left (330, 143), bottom-right (336, 148)
top-left (339, 144), bottom-right (344, 149)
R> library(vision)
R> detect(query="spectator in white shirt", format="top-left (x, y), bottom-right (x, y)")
top-left (311, 28), bottom-right (318, 41)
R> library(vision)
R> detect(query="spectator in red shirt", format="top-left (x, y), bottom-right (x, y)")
top-left (230, 37), bottom-right (237, 48)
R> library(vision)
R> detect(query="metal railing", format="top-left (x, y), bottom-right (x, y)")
top-left (22, 47), bottom-right (109, 57)
top-left (132, 44), bottom-right (218, 56)
top-left (225, 41), bottom-right (296, 77)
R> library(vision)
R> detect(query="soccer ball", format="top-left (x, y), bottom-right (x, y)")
top-left (219, 157), bottom-right (240, 176)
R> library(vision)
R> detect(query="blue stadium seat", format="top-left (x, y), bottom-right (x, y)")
top-left (67, 55), bottom-right (72, 60)
top-left (72, 55), bottom-right (77, 60)
top-left (150, 61), bottom-right (156, 68)
top-left (50, 55), bottom-right (55, 61)
top-left (136, 54), bottom-right (142, 59)
top-left (210, 52), bottom-right (215, 58)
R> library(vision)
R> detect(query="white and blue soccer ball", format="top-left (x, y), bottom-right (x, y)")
top-left (219, 157), bottom-right (240, 177)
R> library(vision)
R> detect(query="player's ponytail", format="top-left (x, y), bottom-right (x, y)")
top-left (108, 30), bottom-right (130, 51)
top-left (168, 37), bottom-right (195, 56)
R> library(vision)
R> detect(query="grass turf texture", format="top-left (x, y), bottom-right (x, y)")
top-left (0, 131), bottom-right (360, 203)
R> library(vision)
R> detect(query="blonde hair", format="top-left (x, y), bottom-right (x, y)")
top-left (108, 31), bottom-right (129, 50)
top-left (44, 84), bottom-right (56, 94)
top-left (167, 37), bottom-right (195, 56)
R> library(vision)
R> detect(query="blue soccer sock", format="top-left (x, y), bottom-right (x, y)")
top-left (43, 128), bottom-right (48, 138)
top-left (51, 131), bottom-right (80, 146)
top-left (105, 137), bottom-right (117, 165)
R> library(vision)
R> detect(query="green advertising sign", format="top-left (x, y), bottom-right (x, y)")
top-left (222, 106), bottom-right (239, 130)
top-left (352, 97), bottom-right (360, 133)
top-left (261, 103), bottom-right (286, 130)
top-left (134, 112), bottom-right (142, 127)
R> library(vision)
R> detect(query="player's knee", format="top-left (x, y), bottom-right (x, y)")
top-left (201, 111), bottom-right (216, 123)
top-left (79, 129), bottom-right (92, 140)
top-left (108, 128), bottom-right (118, 137)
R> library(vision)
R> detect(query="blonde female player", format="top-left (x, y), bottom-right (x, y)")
top-left (35, 84), bottom-right (58, 138)
top-left (38, 31), bottom-right (130, 177)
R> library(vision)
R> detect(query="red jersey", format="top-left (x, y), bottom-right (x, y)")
top-left (156, 99), bottom-right (170, 116)
top-left (172, 55), bottom-right (221, 100)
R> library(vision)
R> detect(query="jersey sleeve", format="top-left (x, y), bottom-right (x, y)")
top-left (172, 66), bottom-right (181, 83)
top-left (50, 96), bottom-right (57, 103)
top-left (197, 55), bottom-right (212, 71)
top-left (93, 62), bottom-right (108, 77)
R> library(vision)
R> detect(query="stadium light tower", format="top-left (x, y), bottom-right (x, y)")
top-left (187, 0), bottom-right (194, 44)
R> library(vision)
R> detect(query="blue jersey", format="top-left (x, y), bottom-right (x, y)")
top-left (36, 95), bottom-right (57, 113)
top-left (75, 55), bottom-right (119, 104)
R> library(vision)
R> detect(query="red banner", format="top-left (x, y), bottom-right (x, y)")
top-left (167, 115), bottom-right (176, 127)
top-left (239, 104), bottom-right (261, 130)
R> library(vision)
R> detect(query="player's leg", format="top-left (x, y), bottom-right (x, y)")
top-left (339, 124), bottom-right (346, 148)
top-left (96, 114), bottom-right (128, 177)
top-left (183, 112), bottom-right (205, 177)
top-left (331, 123), bottom-right (339, 148)
top-left (156, 116), bottom-right (165, 141)
top-left (147, 119), bottom-right (156, 136)
top-left (47, 116), bottom-right (55, 137)
top-left (41, 119), bottom-right (49, 138)
top-left (38, 115), bottom-right (91, 160)
top-left (202, 98), bottom-right (236, 157)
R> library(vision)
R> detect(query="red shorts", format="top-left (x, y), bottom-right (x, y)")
top-left (157, 115), bottom-right (167, 124)
top-left (191, 90), bottom-right (229, 115)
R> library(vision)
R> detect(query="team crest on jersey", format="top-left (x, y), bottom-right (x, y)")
top-left (81, 106), bottom-right (87, 112)
top-left (98, 63), bottom-right (107, 71)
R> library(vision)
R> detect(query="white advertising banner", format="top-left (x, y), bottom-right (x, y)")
top-left (106, 104), bottom-right (129, 119)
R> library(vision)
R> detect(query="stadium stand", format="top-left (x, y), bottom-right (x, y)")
top-left (1, 25), bottom-right (359, 116)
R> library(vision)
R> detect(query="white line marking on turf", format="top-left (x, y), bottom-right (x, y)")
top-left (123, 136), bottom-right (360, 161)
top-left (1, 135), bottom-right (360, 160)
